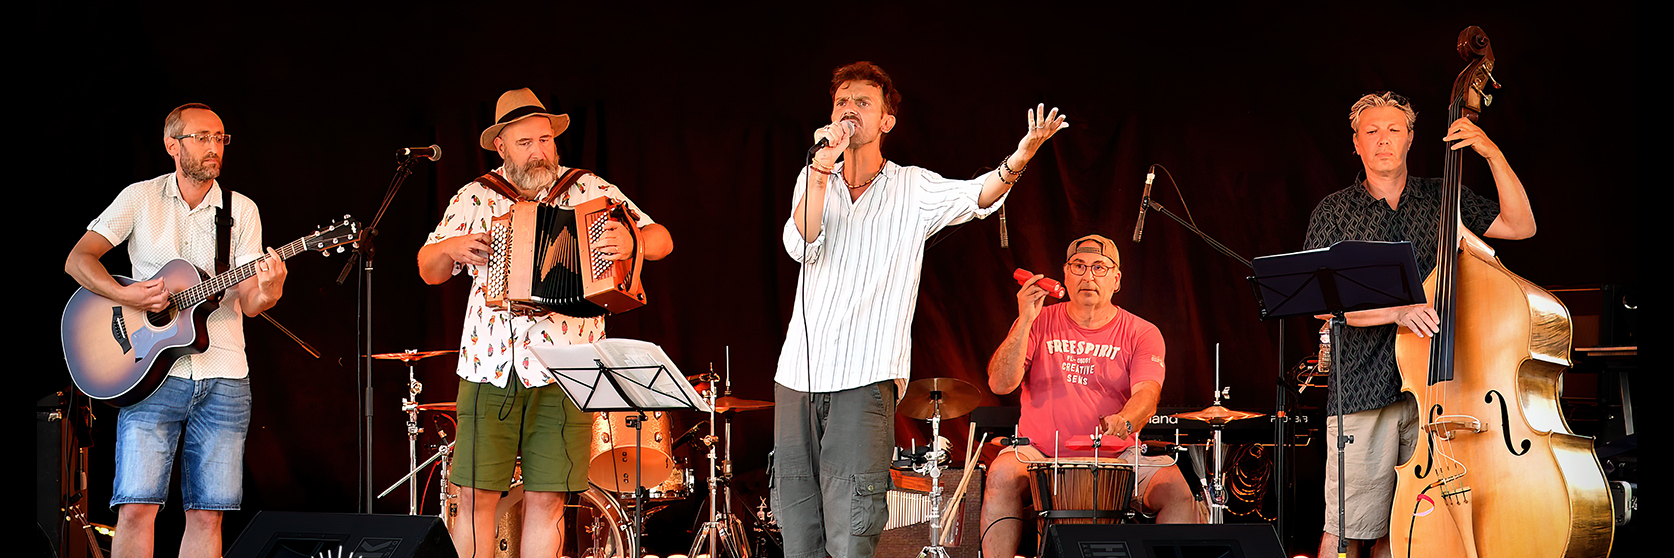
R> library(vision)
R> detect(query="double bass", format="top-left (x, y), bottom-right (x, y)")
top-left (1389, 26), bottom-right (1614, 557)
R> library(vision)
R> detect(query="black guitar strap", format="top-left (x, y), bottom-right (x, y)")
top-left (216, 185), bottom-right (233, 275)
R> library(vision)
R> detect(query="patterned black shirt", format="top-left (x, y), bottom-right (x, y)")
top-left (1304, 176), bottom-right (1499, 414)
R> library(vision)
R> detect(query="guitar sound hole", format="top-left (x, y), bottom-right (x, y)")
top-left (146, 307), bottom-right (176, 328)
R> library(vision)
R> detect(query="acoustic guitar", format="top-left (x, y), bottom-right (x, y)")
top-left (61, 216), bottom-right (360, 407)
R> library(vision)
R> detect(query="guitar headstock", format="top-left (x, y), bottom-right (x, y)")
top-left (307, 215), bottom-right (363, 256)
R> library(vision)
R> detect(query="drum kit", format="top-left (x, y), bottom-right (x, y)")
top-left (373, 348), bottom-right (778, 558)
top-left (372, 347), bottom-right (1274, 557)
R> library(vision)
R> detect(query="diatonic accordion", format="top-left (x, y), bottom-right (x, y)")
top-left (483, 197), bottom-right (645, 317)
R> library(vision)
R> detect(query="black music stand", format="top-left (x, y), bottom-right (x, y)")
top-left (1247, 240), bottom-right (1422, 556)
top-left (532, 339), bottom-right (708, 558)
top-left (1248, 240), bottom-right (1423, 321)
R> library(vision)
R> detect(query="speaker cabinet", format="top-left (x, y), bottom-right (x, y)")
top-left (1041, 524), bottom-right (1284, 558)
top-left (227, 511), bottom-right (456, 558)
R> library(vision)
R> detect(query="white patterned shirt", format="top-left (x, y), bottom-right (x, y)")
top-left (426, 167), bottom-right (655, 388)
top-left (87, 173), bottom-right (264, 380)
top-left (775, 161), bottom-right (1006, 393)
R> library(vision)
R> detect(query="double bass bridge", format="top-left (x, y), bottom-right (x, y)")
top-left (1423, 415), bottom-right (1483, 440)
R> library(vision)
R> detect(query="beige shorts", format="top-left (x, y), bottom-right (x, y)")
top-left (999, 443), bottom-right (1173, 515)
top-left (1323, 397), bottom-right (1418, 540)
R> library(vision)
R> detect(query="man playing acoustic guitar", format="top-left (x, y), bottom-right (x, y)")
top-left (65, 103), bottom-right (287, 558)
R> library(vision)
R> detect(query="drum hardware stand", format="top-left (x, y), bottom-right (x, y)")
top-left (403, 352), bottom-right (423, 514)
top-left (368, 349), bottom-right (457, 515)
top-left (914, 388), bottom-right (952, 558)
top-left (1204, 386), bottom-right (1231, 524)
top-left (689, 361), bottom-right (751, 558)
top-left (751, 497), bottom-right (782, 558)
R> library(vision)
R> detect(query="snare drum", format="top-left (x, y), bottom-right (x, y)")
top-left (590, 411), bottom-right (676, 493)
top-left (1027, 461), bottom-right (1136, 533)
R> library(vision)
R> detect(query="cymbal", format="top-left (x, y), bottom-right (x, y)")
top-left (412, 402), bottom-right (457, 412)
top-left (370, 349), bottom-right (458, 363)
top-left (714, 396), bottom-right (774, 413)
top-left (1170, 405), bottom-right (1266, 425)
top-left (898, 377), bottom-right (983, 420)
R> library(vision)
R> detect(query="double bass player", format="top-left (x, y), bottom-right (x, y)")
top-left (1304, 91), bottom-right (1535, 558)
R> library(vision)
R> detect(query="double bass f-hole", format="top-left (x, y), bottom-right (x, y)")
top-left (1485, 390), bottom-right (1531, 456)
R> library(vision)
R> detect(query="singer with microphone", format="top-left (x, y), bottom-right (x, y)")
top-left (772, 61), bottom-right (1067, 558)
top-left (981, 235), bottom-right (1204, 558)
top-left (417, 87), bottom-right (672, 557)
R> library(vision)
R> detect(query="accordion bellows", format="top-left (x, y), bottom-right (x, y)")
top-left (484, 197), bottom-right (646, 317)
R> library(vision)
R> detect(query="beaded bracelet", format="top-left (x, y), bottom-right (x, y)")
top-left (809, 160), bottom-right (834, 175)
top-left (1001, 157), bottom-right (1027, 176)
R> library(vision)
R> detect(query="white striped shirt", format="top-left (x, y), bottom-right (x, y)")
top-left (775, 161), bottom-right (1005, 393)
top-left (87, 173), bottom-right (263, 380)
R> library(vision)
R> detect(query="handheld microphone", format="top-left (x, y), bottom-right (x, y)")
top-left (1013, 268), bottom-right (1066, 299)
top-left (397, 145), bottom-right (443, 162)
top-left (810, 120), bottom-right (857, 152)
top-left (1132, 168), bottom-right (1155, 242)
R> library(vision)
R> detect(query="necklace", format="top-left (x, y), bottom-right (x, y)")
top-left (845, 160), bottom-right (887, 190)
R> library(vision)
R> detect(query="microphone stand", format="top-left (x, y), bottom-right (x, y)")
top-left (338, 153), bottom-right (425, 512)
top-left (1134, 179), bottom-right (1295, 550)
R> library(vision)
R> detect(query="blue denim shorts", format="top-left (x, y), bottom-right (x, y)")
top-left (111, 376), bottom-right (251, 511)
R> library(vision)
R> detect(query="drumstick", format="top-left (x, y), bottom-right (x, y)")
top-left (937, 423), bottom-right (979, 544)
top-left (938, 426), bottom-right (989, 545)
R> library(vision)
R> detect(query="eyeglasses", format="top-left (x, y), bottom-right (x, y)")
top-left (171, 133), bottom-right (233, 146)
top-left (1066, 262), bottom-right (1114, 277)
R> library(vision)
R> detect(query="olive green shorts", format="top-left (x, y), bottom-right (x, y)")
top-left (450, 379), bottom-right (592, 492)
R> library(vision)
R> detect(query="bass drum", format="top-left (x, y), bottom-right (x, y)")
top-left (443, 482), bottom-right (630, 558)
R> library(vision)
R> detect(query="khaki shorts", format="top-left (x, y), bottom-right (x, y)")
top-left (451, 379), bottom-right (592, 492)
top-left (999, 443), bottom-right (1173, 515)
top-left (1323, 397), bottom-right (1418, 539)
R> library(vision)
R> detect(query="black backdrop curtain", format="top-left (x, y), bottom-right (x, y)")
top-left (28, 2), bottom-right (1636, 555)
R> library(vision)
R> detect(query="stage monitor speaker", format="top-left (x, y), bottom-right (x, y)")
top-left (1042, 524), bottom-right (1284, 558)
top-left (227, 511), bottom-right (456, 558)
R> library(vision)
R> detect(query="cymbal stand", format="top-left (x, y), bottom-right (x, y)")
top-left (916, 390), bottom-right (950, 558)
top-left (690, 360), bottom-right (749, 558)
top-left (401, 350), bottom-right (424, 515)
top-left (1205, 346), bottom-right (1230, 524)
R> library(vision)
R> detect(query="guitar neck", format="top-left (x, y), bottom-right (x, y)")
top-left (169, 236), bottom-right (309, 308)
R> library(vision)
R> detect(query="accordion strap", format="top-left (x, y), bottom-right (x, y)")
top-left (475, 168), bottom-right (595, 205)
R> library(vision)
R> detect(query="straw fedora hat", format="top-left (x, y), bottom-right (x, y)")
top-left (479, 88), bottom-right (571, 150)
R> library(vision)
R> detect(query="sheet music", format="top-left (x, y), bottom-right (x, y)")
top-left (529, 339), bottom-right (710, 412)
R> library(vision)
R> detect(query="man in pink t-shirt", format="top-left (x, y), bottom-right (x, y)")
top-left (981, 235), bottom-right (1202, 558)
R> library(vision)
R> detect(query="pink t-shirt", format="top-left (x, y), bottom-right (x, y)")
top-left (1019, 304), bottom-right (1166, 456)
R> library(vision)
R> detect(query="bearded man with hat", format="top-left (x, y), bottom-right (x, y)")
top-left (980, 234), bottom-right (1203, 558)
top-left (418, 87), bottom-right (672, 556)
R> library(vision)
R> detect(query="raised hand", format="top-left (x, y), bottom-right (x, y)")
top-left (1019, 104), bottom-right (1069, 154)
top-left (1017, 274), bottom-right (1049, 322)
